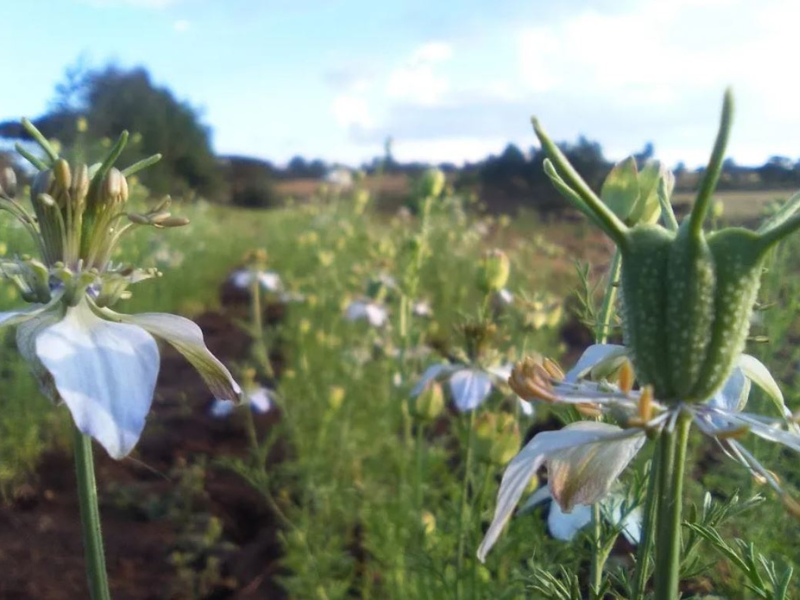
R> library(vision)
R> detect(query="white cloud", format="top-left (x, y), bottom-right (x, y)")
top-left (332, 94), bottom-right (373, 129)
top-left (392, 137), bottom-right (509, 165)
top-left (81, 0), bottom-right (181, 7)
top-left (386, 41), bottom-right (453, 106)
top-left (173, 19), bottom-right (190, 32)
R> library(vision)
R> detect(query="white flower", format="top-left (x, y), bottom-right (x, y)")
top-left (345, 299), bottom-right (388, 328)
top-left (477, 344), bottom-right (796, 562)
top-left (211, 386), bottom-right (274, 418)
top-left (520, 486), bottom-right (642, 544)
top-left (229, 268), bottom-right (282, 293)
top-left (412, 362), bottom-right (531, 414)
top-left (0, 126), bottom-right (241, 460)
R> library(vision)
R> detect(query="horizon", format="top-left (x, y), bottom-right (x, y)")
top-left (2, 0), bottom-right (799, 170)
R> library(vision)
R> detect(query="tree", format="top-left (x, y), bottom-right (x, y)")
top-left (0, 64), bottom-right (223, 198)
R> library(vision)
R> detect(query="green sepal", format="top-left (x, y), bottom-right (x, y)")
top-left (601, 156), bottom-right (640, 223)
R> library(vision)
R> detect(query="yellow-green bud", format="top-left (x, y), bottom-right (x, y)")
top-left (411, 381), bottom-right (445, 421)
top-left (417, 168), bottom-right (446, 199)
top-left (328, 386), bottom-right (346, 411)
top-left (421, 510), bottom-right (436, 536)
top-left (473, 413), bottom-right (521, 466)
top-left (477, 249), bottom-right (510, 293)
top-left (0, 167), bottom-right (16, 198)
top-left (155, 216), bottom-right (190, 228)
top-left (54, 159), bottom-right (72, 190)
top-left (70, 164), bottom-right (89, 202)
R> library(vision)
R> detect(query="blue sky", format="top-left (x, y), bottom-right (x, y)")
top-left (1, 0), bottom-right (798, 168)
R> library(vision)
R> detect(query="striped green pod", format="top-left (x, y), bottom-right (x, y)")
top-left (534, 90), bottom-right (800, 404)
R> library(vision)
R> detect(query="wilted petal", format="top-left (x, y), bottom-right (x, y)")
top-left (565, 344), bottom-right (627, 382)
top-left (450, 369), bottom-right (493, 412)
top-left (738, 354), bottom-right (787, 417)
top-left (35, 300), bottom-right (159, 459)
top-left (477, 424), bottom-right (635, 562)
top-left (411, 363), bottom-right (453, 397)
top-left (95, 307), bottom-right (241, 402)
top-left (548, 501), bottom-right (592, 541)
top-left (547, 422), bottom-right (645, 512)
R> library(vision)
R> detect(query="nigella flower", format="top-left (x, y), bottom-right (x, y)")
top-left (477, 344), bottom-right (796, 561)
top-left (210, 385), bottom-right (274, 418)
top-left (0, 123), bottom-right (240, 459)
top-left (228, 268), bottom-right (282, 293)
top-left (411, 361), bottom-right (533, 415)
top-left (345, 299), bottom-right (388, 327)
top-left (520, 486), bottom-right (642, 544)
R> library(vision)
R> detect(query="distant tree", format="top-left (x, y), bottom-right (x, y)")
top-left (0, 64), bottom-right (223, 198)
top-left (634, 142), bottom-right (655, 167)
top-left (221, 156), bottom-right (279, 209)
top-left (759, 156), bottom-right (794, 187)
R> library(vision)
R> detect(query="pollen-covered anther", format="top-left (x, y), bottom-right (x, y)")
top-left (638, 385), bottom-right (653, 422)
top-left (508, 356), bottom-right (560, 403)
top-left (618, 359), bottom-right (635, 394)
top-left (543, 357), bottom-right (565, 381)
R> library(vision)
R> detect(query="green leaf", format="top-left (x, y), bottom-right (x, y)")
top-left (601, 156), bottom-right (640, 222)
top-left (631, 161), bottom-right (665, 224)
top-left (738, 354), bottom-right (786, 418)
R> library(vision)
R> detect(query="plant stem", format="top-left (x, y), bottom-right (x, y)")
top-left (588, 248), bottom-right (623, 597)
top-left (632, 439), bottom-right (663, 600)
top-left (455, 410), bottom-right (476, 600)
top-left (654, 413), bottom-right (691, 600)
top-left (73, 425), bottom-right (112, 600)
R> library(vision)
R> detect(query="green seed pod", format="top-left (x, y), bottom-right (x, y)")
top-left (411, 381), bottom-right (444, 421)
top-left (477, 249), bottom-right (510, 293)
top-left (417, 168), bottom-right (446, 199)
top-left (535, 90), bottom-right (800, 403)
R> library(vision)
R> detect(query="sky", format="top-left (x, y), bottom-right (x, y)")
top-left (1, 0), bottom-right (799, 169)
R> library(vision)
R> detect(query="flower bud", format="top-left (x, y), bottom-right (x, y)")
top-left (473, 413), bottom-right (521, 466)
top-left (54, 159), bottom-right (72, 190)
top-left (328, 386), bottom-right (346, 411)
top-left (477, 249), bottom-right (510, 293)
top-left (70, 163), bottom-right (89, 202)
top-left (0, 167), bottom-right (17, 198)
top-left (417, 168), bottom-right (446, 199)
top-left (411, 381), bottom-right (444, 421)
top-left (155, 216), bottom-right (190, 228)
top-left (31, 169), bottom-right (54, 200)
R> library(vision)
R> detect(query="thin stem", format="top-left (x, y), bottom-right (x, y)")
top-left (632, 440), bottom-right (663, 600)
top-left (589, 503), bottom-right (603, 598)
top-left (595, 249), bottom-right (622, 344)
top-left (654, 413), bottom-right (691, 600)
top-left (73, 425), bottom-right (112, 600)
top-left (455, 410), bottom-right (476, 600)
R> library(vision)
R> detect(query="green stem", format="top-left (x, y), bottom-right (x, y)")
top-left (654, 414), bottom-right (691, 600)
top-left (589, 503), bottom-right (603, 598)
top-left (455, 411), bottom-right (476, 600)
top-left (251, 276), bottom-right (275, 379)
top-left (632, 439), bottom-right (663, 600)
top-left (73, 426), bottom-right (112, 600)
top-left (595, 249), bottom-right (622, 344)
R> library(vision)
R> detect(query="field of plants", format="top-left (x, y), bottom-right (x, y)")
top-left (2, 132), bottom-right (800, 600)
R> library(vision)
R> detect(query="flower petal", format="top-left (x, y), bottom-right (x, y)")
top-left (477, 424), bottom-right (636, 562)
top-left (210, 398), bottom-right (235, 418)
top-left (564, 344), bottom-right (627, 382)
top-left (707, 367), bottom-right (750, 415)
top-left (35, 300), bottom-right (159, 459)
top-left (518, 397), bottom-right (535, 417)
top-left (249, 387), bottom-right (273, 414)
top-left (450, 369), bottom-right (493, 412)
top-left (365, 304), bottom-right (388, 327)
top-left (547, 422), bottom-right (645, 512)
top-left (603, 495), bottom-right (643, 544)
top-left (518, 485), bottom-right (553, 514)
top-left (486, 363), bottom-right (513, 381)
top-left (17, 308), bottom-right (64, 403)
top-left (411, 363), bottom-right (453, 397)
top-left (95, 306), bottom-right (241, 402)
top-left (738, 354), bottom-right (787, 418)
top-left (548, 501), bottom-right (592, 541)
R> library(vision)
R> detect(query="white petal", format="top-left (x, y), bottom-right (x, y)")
top-left (411, 364), bottom-right (452, 397)
top-left (345, 301), bottom-right (368, 321)
top-left (17, 309), bottom-right (63, 402)
top-left (518, 397), bottom-right (535, 417)
top-left (738, 354), bottom-right (786, 417)
top-left (602, 495), bottom-right (643, 544)
top-left (565, 344), bottom-right (627, 382)
top-left (258, 271), bottom-right (282, 292)
top-left (35, 301), bottom-right (159, 459)
top-left (498, 289), bottom-right (514, 305)
top-left (707, 367), bottom-right (749, 415)
top-left (487, 363), bottom-right (513, 381)
top-left (548, 501), bottom-right (592, 541)
top-left (365, 304), bottom-right (388, 327)
top-left (477, 425), bottom-right (632, 562)
top-left (210, 398), bottom-right (235, 418)
top-left (229, 269), bottom-right (253, 289)
top-left (95, 307), bottom-right (241, 402)
top-left (450, 369), bottom-right (493, 412)
top-left (547, 422), bottom-right (645, 512)
top-left (249, 387), bottom-right (273, 414)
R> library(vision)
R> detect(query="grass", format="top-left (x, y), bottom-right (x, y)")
top-left (1, 179), bottom-right (800, 597)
